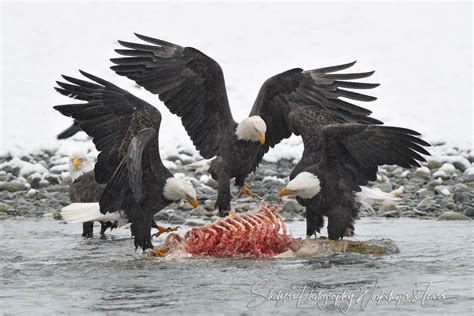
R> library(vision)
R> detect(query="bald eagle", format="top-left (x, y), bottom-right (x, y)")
top-left (67, 152), bottom-right (114, 237)
top-left (110, 34), bottom-right (381, 215)
top-left (278, 107), bottom-right (430, 239)
top-left (54, 71), bottom-right (199, 251)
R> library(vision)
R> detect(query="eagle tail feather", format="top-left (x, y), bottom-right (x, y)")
top-left (356, 186), bottom-right (399, 202)
top-left (60, 203), bottom-right (119, 223)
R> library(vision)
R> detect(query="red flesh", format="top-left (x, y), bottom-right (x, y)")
top-left (180, 206), bottom-right (292, 258)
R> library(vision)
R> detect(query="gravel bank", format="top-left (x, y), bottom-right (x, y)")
top-left (1, 145), bottom-right (473, 225)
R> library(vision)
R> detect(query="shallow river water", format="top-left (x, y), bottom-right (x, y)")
top-left (1, 218), bottom-right (472, 315)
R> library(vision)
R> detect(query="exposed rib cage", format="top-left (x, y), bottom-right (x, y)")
top-left (183, 206), bottom-right (292, 257)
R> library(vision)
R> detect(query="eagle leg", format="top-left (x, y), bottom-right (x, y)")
top-left (99, 221), bottom-right (114, 238)
top-left (306, 213), bottom-right (325, 238)
top-left (216, 174), bottom-right (231, 217)
top-left (237, 184), bottom-right (255, 198)
top-left (132, 214), bottom-right (154, 251)
top-left (82, 221), bottom-right (94, 238)
top-left (326, 206), bottom-right (355, 240)
top-left (152, 226), bottom-right (180, 239)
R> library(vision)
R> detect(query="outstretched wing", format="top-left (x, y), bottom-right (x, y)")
top-left (53, 71), bottom-right (163, 184)
top-left (319, 123), bottom-right (431, 190)
top-left (100, 128), bottom-right (170, 213)
top-left (57, 120), bottom-right (82, 139)
top-left (250, 61), bottom-right (382, 170)
top-left (110, 33), bottom-right (236, 158)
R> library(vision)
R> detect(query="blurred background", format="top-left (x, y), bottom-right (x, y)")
top-left (1, 1), bottom-right (472, 156)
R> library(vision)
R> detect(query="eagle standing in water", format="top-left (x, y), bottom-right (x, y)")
top-left (110, 33), bottom-right (382, 216)
top-left (67, 152), bottom-right (115, 238)
top-left (54, 71), bottom-right (198, 252)
top-left (278, 107), bottom-right (430, 239)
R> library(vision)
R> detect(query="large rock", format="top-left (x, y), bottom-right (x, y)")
top-left (463, 206), bottom-right (474, 218)
top-left (282, 200), bottom-right (305, 215)
top-left (0, 181), bottom-right (26, 192)
top-left (0, 202), bottom-right (10, 213)
top-left (414, 166), bottom-right (431, 179)
top-left (372, 182), bottom-right (393, 193)
top-left (417, 196), bottom-right (434, 210)
top-left (438, 211), bottom-right (471, 221)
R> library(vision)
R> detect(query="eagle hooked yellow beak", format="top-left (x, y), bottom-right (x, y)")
top-left (72, 158), bottom-right (81, 170)
top-left (278, 187), bottom-right (295, 197)
top-left (257, 132), bottom-right (265, 145)
top-left (187, 196), bottom-right (199, 208)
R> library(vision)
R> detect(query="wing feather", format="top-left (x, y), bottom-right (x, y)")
top-left (250, 61), bottom-right (381, 170)
top-left (53, 71), bottom-right (163, 184)
top-left (111, 34), bottom-right (236, 158)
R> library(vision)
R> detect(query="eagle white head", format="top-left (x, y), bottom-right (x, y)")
top-left (163, 178), bottom-right (199, 208)
top-left (235, 115), bottom-right (267, 145)
top-left (69, 152), bottom-right (94, 181)
top-left (279, 172), bottom-right (321, 199)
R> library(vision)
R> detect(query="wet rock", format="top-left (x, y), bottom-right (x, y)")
top-left (46, 175), bottom-right (60, 185)
top-left (203, 201), bottom-right (215, 212)
top-left (0, 202), bottom-right (10, 213)
top-left (427, 159), bottom-right (443, 170)
top-left (38, 180), bottom-right (49, 188)
top-left (432, 170), bottom-right (448, 179)
top-left (25, 189), bottom-right (38, 198)
top-left (0, 181), bottom-right (26, 192)
top-left (184, 220), bottom-right (204, 227)
top-left (264, 193), bottom-right (279, 202)
top-left (392, 167), bottom-right (404, 177)
top-left (463, 206), bottom-right (474, 218)
top-left (438, 211), bottom-right (471, 221)
top-left (179, 202), bottom-right (194, 210)
top-left (372, 182), bottom-right (393, 193)
top-left (439, 163), bottom-right (456, 174)
top-left (414, 167), bottom-right (431, 179)
top-left (380, 200), bottom-right (398, 212)
top-left (190, 207), bottom-right (209, 216)
top-left (417, 197), bottom-right (434, 210)
top-left (168, 216), bottom-right (186, 225)
top-left (416, 188), bottom-right (434, 199)
top-left (434, 185), bottom-right (450, 196)
top-left (381, 210), bottom-right (401, 218)
top-left (282, 200), bottom-right (304, 215)
top-left (426, 178), bottom-right (443, 189)
top-left (390, 186), bottom-right (404, 197)
top-left (440, 198), bottom-right (457, 211)
top-left (450, 158), bottom-right (470, 172)
top-left (453, 190), bottom-right (473, 204)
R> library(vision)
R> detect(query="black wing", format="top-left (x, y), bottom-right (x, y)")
top-left (110, 33), bottom-right (235, 158)
top-left (250, 61), bottom-right (382, 170)
top-left (100, 128), bottom-right (170, 213)
top-left (319, 123), bottom-right (431, 190)
top-left (57, 120), bottom-right (82, 139)
top-left (53, 71), bottom-right (163, 184)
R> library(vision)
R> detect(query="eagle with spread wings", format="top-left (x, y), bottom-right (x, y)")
top-left (110, 33), bottom-right (382, 215)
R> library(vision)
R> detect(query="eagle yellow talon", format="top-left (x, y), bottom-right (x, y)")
top-left (152, 246), bottom-right (168, 257)
top-left (153, 226), bottom-right (180, 239)
top-left (225, 210), bottom-right (237, 219)
top-left (238, 184), bottom-right (255, 198)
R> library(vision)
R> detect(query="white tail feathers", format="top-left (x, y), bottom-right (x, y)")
top-left (184, 159), bottom-right (211, 173)
top-left (60, 203), bottom-right (120, 223)
top-left (356, 186), bottom-right (400, 202)
top-left (356, 187), bottom-right (399, 213)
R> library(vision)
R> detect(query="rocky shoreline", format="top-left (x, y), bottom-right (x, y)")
top-left (1, 145), bottom-right (473, 226)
